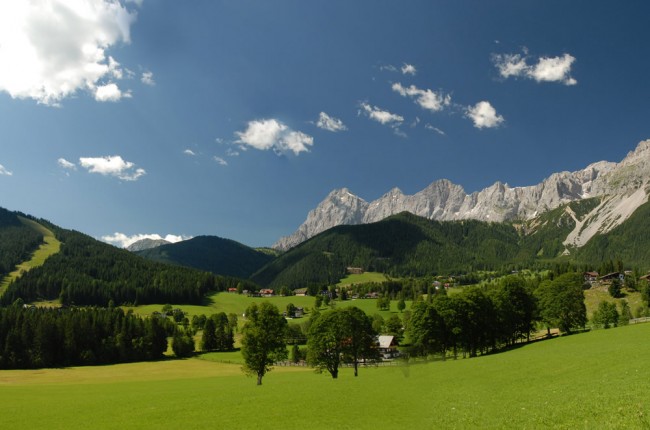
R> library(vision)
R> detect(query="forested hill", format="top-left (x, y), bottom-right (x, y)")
top-left (135, 235), bottom-right (274, 279)
top-left (0, 207), bottom-right (43, 279)
top-left (251, 212), bottom-right (528, 289)
top-left (0, 217), bottom-right (257, 307)
top-left (252, 199), bottom-right (650, 289)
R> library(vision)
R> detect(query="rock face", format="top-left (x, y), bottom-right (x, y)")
top-left (126, 238), bottom-right (171, 252)
top-left (274, 140), bottom-right (650, 251)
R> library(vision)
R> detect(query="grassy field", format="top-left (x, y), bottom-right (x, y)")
top-left (337, 271), bottom-right (389, 286)
top-left (124, 292), bottom-right (412, 321)
top-left (0, 217), bottom-right (61, 296)
top-left (2, 322), bottom-right (650, 428)
top-left (584, 286), bottom-right (643, 319)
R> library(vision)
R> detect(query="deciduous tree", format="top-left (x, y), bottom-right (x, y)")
top-left (241, 302), bottom-right (288, 385)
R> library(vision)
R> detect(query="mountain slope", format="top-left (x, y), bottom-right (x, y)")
top-left (0, 208), bottom-right (44, 279)
top-left (253, 212), bottom-right (526, 289)
top-left (135, 235), bottom-right (274, 279)
top-left (275, 139), bottom-right (650, 251)
top-left (0, 214), bottom-right (252, 307)
top-left (126, 238), bottom-right (171, 252)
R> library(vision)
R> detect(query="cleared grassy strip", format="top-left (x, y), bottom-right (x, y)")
top-left (2, 323), bottom-right (650, 428)
top-left (337, 271), bottom-right (389, 286)
top-left (0, 217), bottom-right (61, 296)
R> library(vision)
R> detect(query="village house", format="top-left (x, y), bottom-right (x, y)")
top-left (377, 335), bottom-right (400, 359)
top-left (583, 271), bottom-right (599, 284)
top-left (260, 289), bottom-right (274, 297)
top-left (346, 267), bottom-right (364, 275)
top-left (294, 288), bottom-right (308, 296)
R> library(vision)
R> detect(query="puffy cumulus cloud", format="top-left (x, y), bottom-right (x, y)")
top-left (359, 103), bottom-right (404, 125)
top-left (392, 82), bottom-right (451, 112)
top-left (101, 232), bottom-right (191, 249)
top-left (465, 101), bottom-right (504, 129)
top-left (235, 119), bottom-right (314, 156)
top-left (213, 156), bottom-right (228, 166)
top-left (315, 112), bottom-right (347, 132)
top-left (0, 164), bottom-right (13, 176)
top-left (57, 158), bottom-right (77, 169)
top-left (79, 155), bottom-right (146, 181)
top-left (141, 71), bottom-right (155, 86)
top-left (493, 52), bottom-right (577, 85)
top-left (401, 63), bottom-right (417, 75)
top-left (95, 83), bottom-right (130, 102)
top-left (183, 149), bottom-right (196, 156)
top-left (0, 1), bottom-right (142, 105)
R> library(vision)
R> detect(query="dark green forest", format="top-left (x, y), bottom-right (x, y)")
top-left (0, 306), bottom-right (169, 369)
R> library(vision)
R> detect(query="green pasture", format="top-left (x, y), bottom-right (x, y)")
top-left (124, 292), bottom-right (412, 321)
top-left (3, 322), bottom-right (650, 428)
top-left (337, 271), bottom-right (389, 286)
top-left (0, 218), bottom-right (61, 295)
top-left (584, 287), bottom-right (643, 319)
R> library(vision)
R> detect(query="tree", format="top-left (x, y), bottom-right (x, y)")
top-left (609, 278), bottom-right (622, 298)
top-left (307, 309), bottom-right (347, 378)
top-left (407, 301), bottom-right (445, 358)
top-left (342, 307), bottom-right (379, 377)
top-left (397, 297), bottom-right (406, 313)
top-left (307, 307), bottom-right (378, 378)
top-left (286, 303), bottom-right (297, 318)
top-left (201, 317), bottom-right (218, 351)
top-left (241, 302), bottom-right (288, 385)
top-left (592, 301), bottom-right (619, 329)
top-left (536, 273), bottom-right (587, 334)
top-left (384, 314), bottom-right (404, 340)
top-left (314, 295), bottom-right (323, 309)
top-left (172, 329), bottom-right (195, 357)
top-left (619, 300), bottom-right (632, 325)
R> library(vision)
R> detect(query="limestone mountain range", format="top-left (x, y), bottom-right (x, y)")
top-left (274, 140), bottom-right (650, 251)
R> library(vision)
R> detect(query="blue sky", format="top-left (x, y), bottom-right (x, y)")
top-left (1, 1), bottom-right (649, 247)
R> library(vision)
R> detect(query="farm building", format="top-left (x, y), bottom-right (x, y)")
top-left (377, 335), bottom-right (400, 359)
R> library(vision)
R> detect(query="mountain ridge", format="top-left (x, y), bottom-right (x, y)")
top-left (274, 139), bottom-right (650, 251)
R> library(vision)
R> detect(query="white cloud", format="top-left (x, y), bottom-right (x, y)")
top-left (0, 164), bottom-right (13, 176)
top-left (226, 148), bottom-right (240, 157)
top-left (214, 156), bottom-right (228, 166)
top-left (57, 158), bottom-right (76, 169)
top-left (465, 101), bottom-right (504, 129)
top-left (360, 103), bottom-right (404, 125)
top-left (141, 71), bottom-right (155, 86)
top-left (392, 82), bottom-right (451, 112)
top-left (95, 83), bottom-right (130, 102)
top-left (79, 155), bottom-right (146, 181)
top-left (316, 112), bottom-right (347, 132)
top-left (493, 51), bottom-right (577, 85)
top-left (101, 232), bottom-right (190, 249)
top-left (183, 149), bottom-right (196, 156)
top-left (0, 1), bottom-right (141, 105)
top-left (425, 124), bottom-right (446, 135)
top-left (235, 119), bottom-right (314, 155)
top-left (529, 54), bottom-right (577, 85)
top-left (401, 63), bottom-right (417, 75)
top-left (380, 64), bottom-right (398, 73)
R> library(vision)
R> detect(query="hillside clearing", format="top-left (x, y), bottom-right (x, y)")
top-left (0, 217), bottom-right (61, 296)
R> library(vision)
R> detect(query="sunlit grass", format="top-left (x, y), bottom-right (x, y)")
top-left (2, 323), bottom-right (650, 428)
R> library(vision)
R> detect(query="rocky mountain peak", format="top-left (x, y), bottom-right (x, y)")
top-left (273, 140), bottom-right (650, 251)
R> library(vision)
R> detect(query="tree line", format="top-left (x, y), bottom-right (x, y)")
top-left (0, 305), bottom-right (170, 369)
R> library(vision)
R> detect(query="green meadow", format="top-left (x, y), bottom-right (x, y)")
top-left (124, 291), bottom-right (413, 320)
top-left (2, 322), bottom-right (650, 429)
top-left (0, 218), bottom-right (61, 295)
